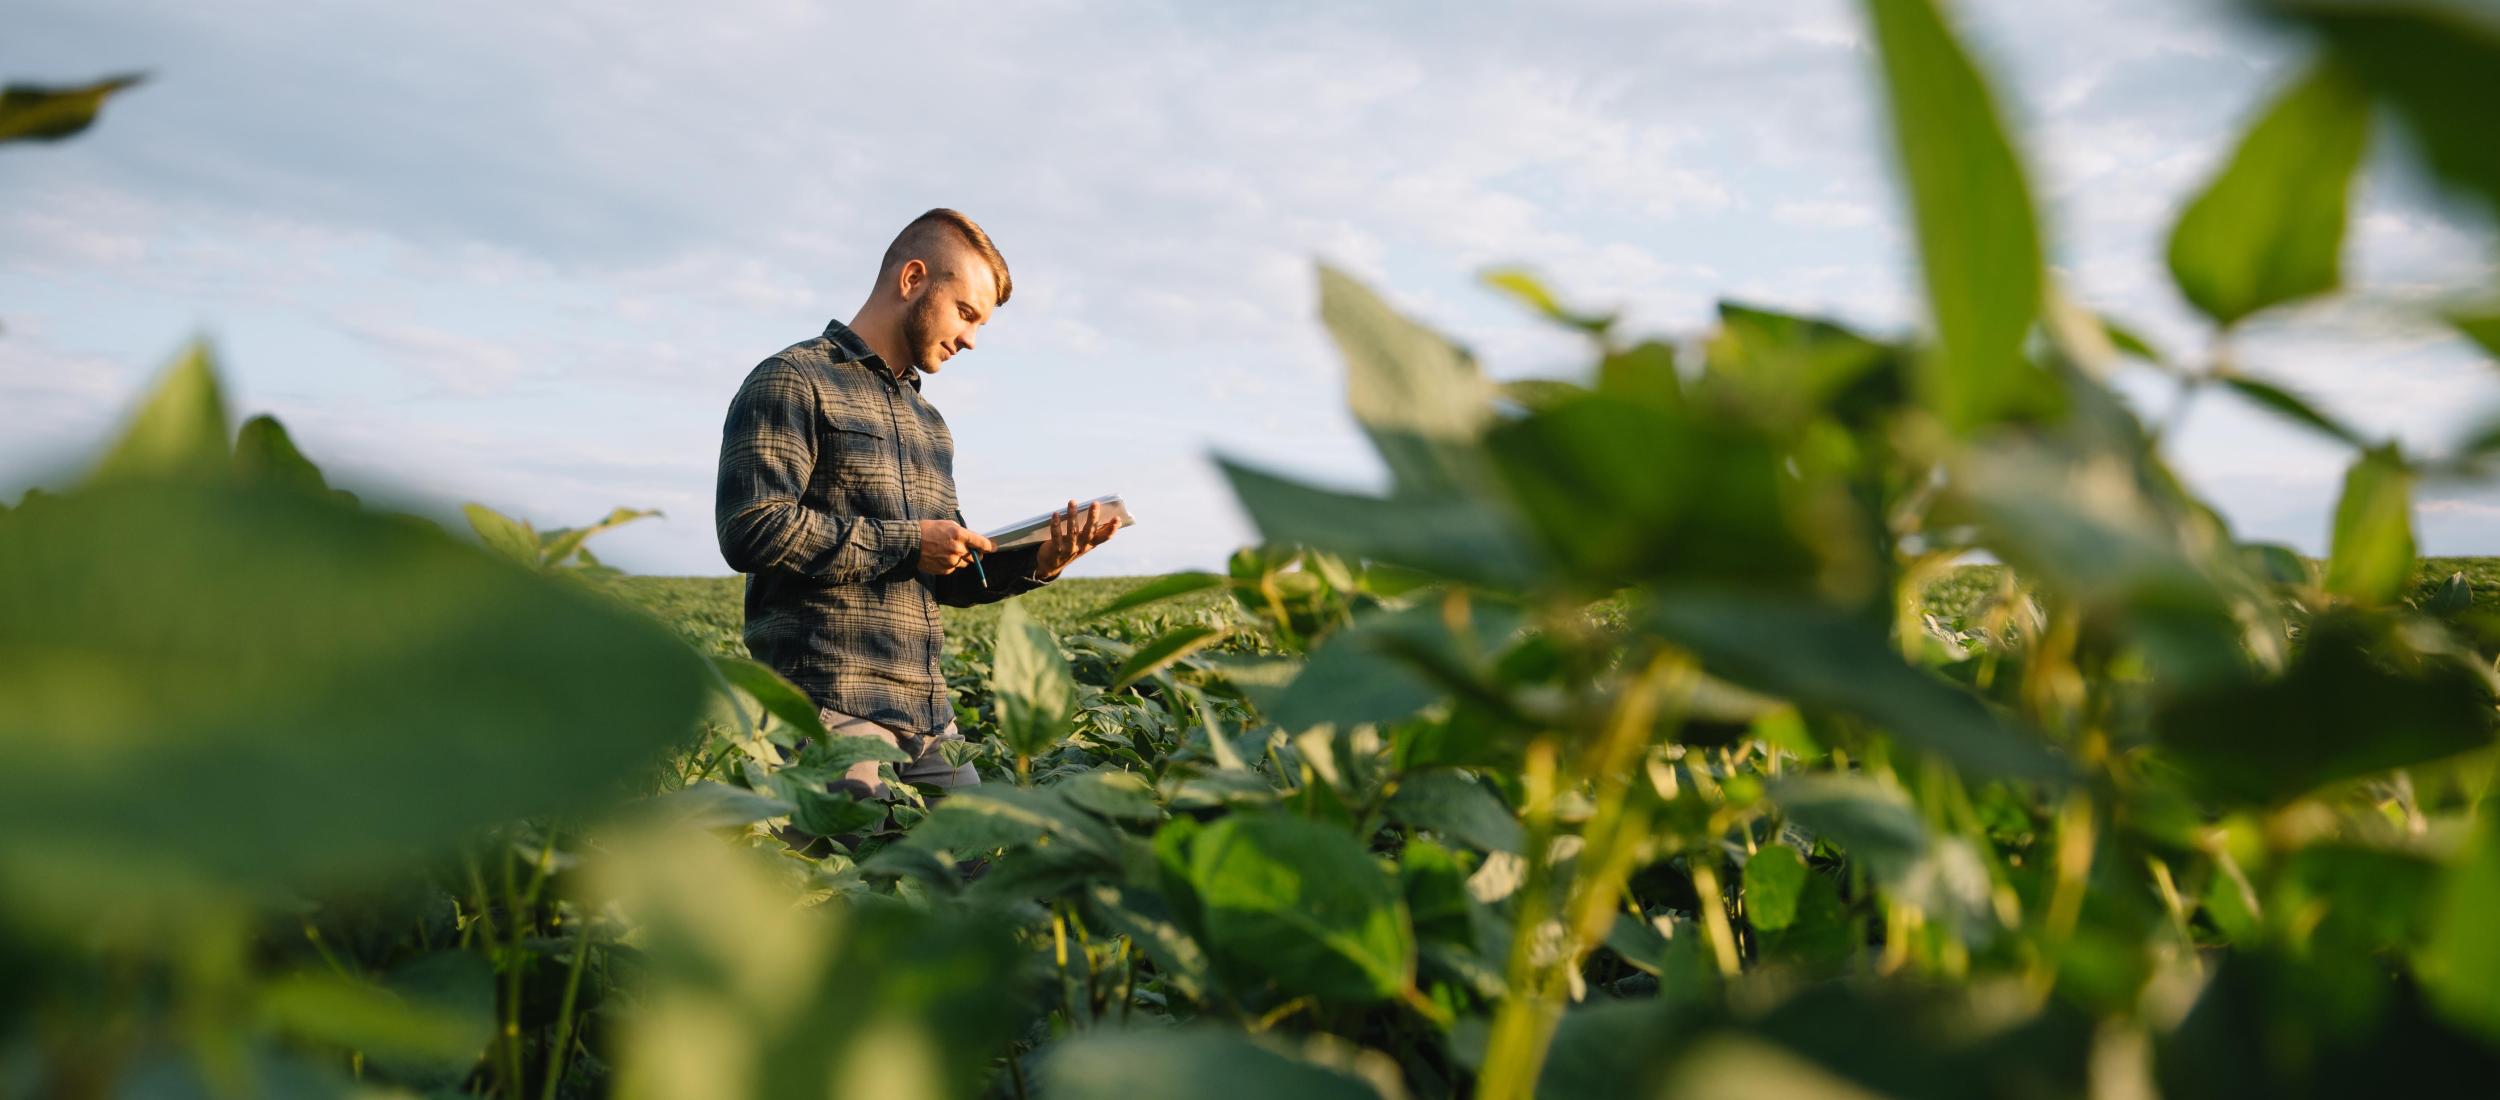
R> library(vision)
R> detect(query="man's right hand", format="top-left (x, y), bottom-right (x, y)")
top-left (917, 520), bottom-right (996, 575)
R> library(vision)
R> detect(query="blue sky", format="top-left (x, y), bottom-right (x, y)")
top-left (6, 0), bottom-right (2497, 577)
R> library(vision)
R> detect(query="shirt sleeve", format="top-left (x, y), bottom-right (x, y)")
top-left (928, 506), bottom-right (1055, 608)
top-left (714, 358), bottom-right (918, 582)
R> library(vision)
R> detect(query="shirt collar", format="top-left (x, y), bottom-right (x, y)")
top-left (822, 318), bottom-right (922, 391)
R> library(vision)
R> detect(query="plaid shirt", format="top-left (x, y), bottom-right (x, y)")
top-left (715, 318), bottom-right (1051, 736)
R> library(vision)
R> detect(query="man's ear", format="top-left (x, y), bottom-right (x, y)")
top-left (894, 257), bottom-right (927, 300)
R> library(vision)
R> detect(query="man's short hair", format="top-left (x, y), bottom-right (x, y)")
top-left (878, 208), bottom-right (1011, 307)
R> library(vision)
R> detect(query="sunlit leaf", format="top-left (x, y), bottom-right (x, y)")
top-left (2167, 63), bottom-right (2372, 326)
top-left (87, 342), bottom-right (229, 484)
top-left (0, 74), bottom-right (144, 144)
top-left (1320, 264), bottom-right (1497, 497)
top-left (1112, 625), bottom-right (1228, 690)
top-left (1086, 570), bottom-right (1228, 620)
top-left (710, 655), bottom-right (832, 741)
top-left (994, 599), bottom-right (1078, 759)
top-left (1482, 266), bottom-right (1616, 335)
top-left (462, 502), bottom-right (540, 566)
top-left (1864, 0), bottom-right (2046, 430)
top-left (1743, 844), bottom-right (1812, 932)
top-left (1186, 813), bottom-right (1413, 1002)
top-left (1217, 456), bottom-right (1544, 590)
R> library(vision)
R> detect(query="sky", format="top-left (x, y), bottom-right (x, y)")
top-left (5, 0), bottom-right (2497, 578)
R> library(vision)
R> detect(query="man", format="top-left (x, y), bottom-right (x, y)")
top-left (714, 208), bottom-right (1117, 802)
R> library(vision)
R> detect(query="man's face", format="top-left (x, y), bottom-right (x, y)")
top-left (900, 254), bottom-right (998, 374)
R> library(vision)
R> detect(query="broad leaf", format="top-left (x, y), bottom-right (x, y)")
top-left (1385, 769), bottom-right (1525, 854)
top-left (1864, 0), bottom-right (2046, 430)
top-left (1186, 813), bottom-right (1414, 1003)
top-left (87, 342), bottom-right (229, 484)
top-left (1743, 843), bottom-right (1812, 932)
top-left (2325, 446), bottom-right (2416, 605)
top-left (2167, 63), bottom-right (2372, 326)
top-left (1646, 591), bottom-right (2068, 780)
top-left (2217, 374), bottom-right (2367, 448)
top-left (994, 599), bottom-right (1077, 759)
top-left (710, 655), bottom-right (832, 741)
top-left (1320, 264), bottom-right (1496, 497)
top-left (0, 74), bottom-right (144, 144)
top-left (1112, 625), bottom-right (1228, 690)
top-left (233, 415), bottom-right (331, 494)
top-left (1217, 456), bottom-right (1544, 590)
top-left (1087, 570), bottom-right (1227, 620)
top-left (2278, 2), bottom-right (2500, 228)
top-left (462, 502), bottom-right (539, 565)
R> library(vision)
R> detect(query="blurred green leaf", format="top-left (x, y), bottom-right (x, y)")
top-left (87, 342), bottom-right (229, 484)
top-left (1269, 600), bottom-right (1519, 733)
top-left (2217, 373), bottom-right (2368, 448)
top-left (2423, 807), bottom-right (2500, 1044)
top-left (540, 506), bottom-right (660, 568)
top-left (462, 502), bottom-right (540, 565)
top-left (641, 781), bottom-right (796, 829)
top-left (1321, 264), bottom-right (1497, 497)
top-left (2155, 611), bottom-right (2494, 805)
top-left (1864, 0), bottom-right (2045, 430)
top-left (1217, 457), bottom-right (1544, 590)
top-left (2277, 1), bottom-right (2500, 228)
top-left (995, 599), bottom-right (1078, 760)
top-left (1087, 570), bottom-right (1228, 620)
top-left (1044, 1028), bottom-right (1385, 1100)
top-left (2456, 311), bottom-right (2500, 359)
top-left (1743, 844), bottom-right (1811, 932)
top-left (793, 787), bottom-right (886, 837)
top-left (1646, 591), bottom-right (2068, 780)
top-left (1703, 303), bottom-right (1900, 424)
top-left (710, 655), bottom-right (832, 741)
top-left (1486, 392), bottom-right (1830, 590)
top-left (1482, 267), bottom-right (1616, 336)
top-left (1386, 769), bottom-right (1525, 854)
top-left (1112, 625), bottom-right (1228, 690)
top-left (0, 74), bottom-right (143, 144)
top-left (232, 415), bottom-right (329, 494)
top-left (258, 951), bottom-right (490, 1068)
top-left (1084, 882), bottom-right (1213, 1001)
top-left (1187, 813), bottom-right (1414, 1003)
top-left (1057, 769), bottom-right (1160, 820)
top-left (2325, 446), bottom-right (2416, 605)
top-left (2167, 63), bottom-right (2372, 326)
top-left (0, 480), bottom-right (710, 908)
top-left (2103, 316), bottom-right (2166, 364)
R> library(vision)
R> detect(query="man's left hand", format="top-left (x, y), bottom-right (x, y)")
top-left (1034, 499), bottom-right (1118, 579)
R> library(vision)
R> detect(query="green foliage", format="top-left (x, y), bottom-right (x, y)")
top-left (2167, 62), bottom-right (2372, 326)
top-left (0, 74), bottom-right (143, 143)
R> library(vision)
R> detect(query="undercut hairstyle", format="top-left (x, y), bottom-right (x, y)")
top-left (877, 208), bottom-right (1012, 308)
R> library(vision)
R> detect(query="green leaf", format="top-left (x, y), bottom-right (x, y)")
top-left (539, 506), bottom-right (661, 568)
top-left (1319, 264), bottom-right (1497, 497)
top-left (0, 74), bottom-right (144, 144)
top-left (2425, 571), bottom-right (2473, 616)
top-left (1057, 769), bottom-right (1161, 821)
top-left (710, 656), bottom-right (832, 741)
top-left (2278, 2), bottom-right (2500, 229)
top-left (1186, 813), bottom-right (1414, 1003)
top-left (1268, 600), bottom-right (1519, 733)
top-left (87, 342), bottom-right (229, 484)
top-left (1864, 0), bottom-right (2045, 430)
top-left (1087, 570), bottom-right (1228, 620)
top-left (2155, 610), bottom-right (2494, 806)
top-left (1743, 843), bottom-right (1812, 932)
top-left (462, 502), bottom-right (540, 565)
top-left (1043, 1028), bottom-right (1384, 1100)
top-left (1773, 775), bottom-right (1994, 937)
top-left (1112, 625), bottom-right (1228, 690)
top-left (1481, 267), bottom-right (1615, 335)
top-left (907, 786), bottom-right (1120, 862)
top-left (994, 599), bottom-right (1078, 759)
top-left (2456, 311), bottom-right (2500, 360)
top-left (2325, 446), bottom-right (2416, 605)
top-left (2216, 373), bottom-right (2367, 448)
top-left (2422, 807), bottom-right (2500, 1044)
top-left (1645, 591), bottom-right (2069, 780)
top-left (1385, 769), bottom-right (1525, 854)
top-left (261, 954), bottom-right (492, 1068)
top-left (2103, 316), bottom-right (2165, 364)
top-left (2166, 62), bottom-right (2373, 326)
top-left (640, 781), bottom-right (796, 829)
top-left (1703, 302), bottom-right (1899, 422)
top-left (1083, 883), bottom-right (1212, 1001)
top-left (1217, 456), bottom-right (1544, 590)
top-left (232, 415), bottom-right (330, 494)
top-left (0, 480), bottom-right (711, 912)
top-left (792, 787), bottom-right (886, 837)
top-left (790, 728), bottom-right (911, 774)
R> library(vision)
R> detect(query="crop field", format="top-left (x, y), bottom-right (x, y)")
top-left (11, 2), bottom-right (2500, 1099)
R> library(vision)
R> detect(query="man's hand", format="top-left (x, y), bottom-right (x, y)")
top-left (917, 520), bottom-right (995, 575)
top-left (1035, 499), bottom-right (1119, 580)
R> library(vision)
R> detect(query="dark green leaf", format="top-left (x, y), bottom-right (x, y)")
top-left (1646, 591), bottom-right (2068, 780)
top-left (232, 415), bottom-right (330, 494)
top-left (1112, 625), bottom-right (1228, 690)
top-left (1385, 770), bottom-right (1525, 854)
top-left (2424, 808), bottom-right (2500, 1044)
top-left (792, 787), bottom-right (886, 837)
top-left (2155, 611), bottom-right (2495, 805)
top-left (640, 781), bottom-right (796, 829)
top-left (2217, 373), bottom-right (2367, 448)
top-left (2456, 311), bottom-right (2500, 360)
top-left (1743, 843), bottom-right (1812, 932)
top-left (1268, 600), bottom-right (1518, 733)
top-left (710, 656), bottom-right (832, 741)
top-left (0, 480), bottom-right (710, 910)
top-left (2167, 63), bottom-right (2372, 326)
top-left (1083, 883), bottom-right (1211, 1001)
top-left (0, 74), bottom-right (144, 144)
top-left (261, 953), bottom-right (491, 1069)
top-left (1187, 813), bottom-right (1413, 1003)
top-left (2325, 446), bottom-right (2416, 605)
top-left (2278, 2), bottom-right (2500, 229)
top-left (1864, 0), bottom-right (2046, 430)
top-left (1217, 457), bottom-right (1544, 590)
top-left (1057, 769), bottom-right (1161, 821)
top-left (1087, 570), bottom-right (1228, 620)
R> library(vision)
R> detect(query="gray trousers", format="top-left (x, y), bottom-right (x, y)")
top-left (819, 706), bottom-right (980, 797)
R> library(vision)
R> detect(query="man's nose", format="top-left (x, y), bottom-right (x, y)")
top-left (958, 328), bottom-right (977, 352)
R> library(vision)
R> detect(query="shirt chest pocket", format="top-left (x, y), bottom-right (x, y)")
top-left (820, 410), bottom-right (905, 512)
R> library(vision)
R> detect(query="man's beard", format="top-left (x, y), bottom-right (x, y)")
top-left (900, 293), bottom-right (946, 372)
